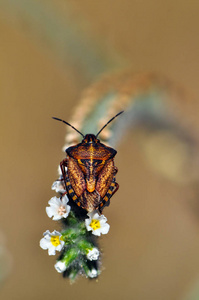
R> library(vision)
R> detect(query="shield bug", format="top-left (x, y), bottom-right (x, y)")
top-left (53, 111), bottom-right (123, 213)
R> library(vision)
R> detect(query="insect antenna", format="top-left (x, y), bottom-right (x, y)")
top-left (96, 111), bottom-right (124, 137)
top-left (52, 117), bottom-right (85, 138)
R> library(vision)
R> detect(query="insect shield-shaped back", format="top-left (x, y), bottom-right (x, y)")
top-left (53, 111), bottom-right (123, 212)
top-left (66, 134), bottom-right (117, 212)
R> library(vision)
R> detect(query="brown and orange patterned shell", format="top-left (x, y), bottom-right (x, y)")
top-left (66, 134), bottom-right (117, 160)
top-left (64, 134), bottom-right (118, 211)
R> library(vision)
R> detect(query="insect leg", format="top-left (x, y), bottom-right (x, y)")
top-left (60, 158), bottom-right (68, 190)
top-left (111, 182), bottom-right (119, 196)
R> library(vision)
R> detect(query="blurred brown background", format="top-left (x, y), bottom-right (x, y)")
top-left (1, 1), bottom-right (199, 300)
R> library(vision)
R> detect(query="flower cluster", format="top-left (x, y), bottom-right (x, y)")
top-left (40, 175), bottom-right (110, 281)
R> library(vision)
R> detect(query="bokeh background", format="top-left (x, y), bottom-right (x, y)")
top-left (1, 1), bottom-right (199, 299)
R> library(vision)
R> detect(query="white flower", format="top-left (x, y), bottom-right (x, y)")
top-left (54, 261), bottom-right (67, 273)
top-left (46, 195), bottom-right (71, 220)
top-left (51, 179), bottom-right (66, 194)
top-left (87, 268), bottom-right (98, 278)
top-left (87, 248), bottom-right (100, 261)
top-left (85, 211), bottom-right (110, 236)
top-left (40, 230), bottom-right (64, 255)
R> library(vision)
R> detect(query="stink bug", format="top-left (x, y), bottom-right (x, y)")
top-left (53, 111), bottom-right (123, 213)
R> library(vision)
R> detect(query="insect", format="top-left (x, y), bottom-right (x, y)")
top-left (53, 111), bottom-right (123, 213)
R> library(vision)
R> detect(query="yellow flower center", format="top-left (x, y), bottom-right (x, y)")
top-left (90, 219), bottom-right (101, 230)
top-left (50, 235), bottom-right (61, 247)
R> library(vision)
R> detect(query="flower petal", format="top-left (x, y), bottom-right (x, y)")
top-left (46, 207), bottom-right (55, 218)
top-left (91, 229), bottom-right (101, 236)
top-left (43, 230), bottom-right (50, 237)
top-left (40, 238), bottom-right (49, 250)
top-left (87, 248), bottom-right (99, 261)
top-left (48, 197), bottom-right (61, 206)
top-left (92, 212), bottom-right (100, 220)
top-left (87, 268), bottom-right (98, 278)
top-left (61, 195), bottom-right (69, 205)
top-left (101, 223), bottom-right (110, 234)
top-left (48, 246), bottom-right (56, 256)
top-left (54, 261), bottom-right (67, 273)
top-left (52, 230), bottom-right (61, 236)
top-left (52, 214), bottom-right (63, 221)
top-left (51, 180), bottom-right (66, 193)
